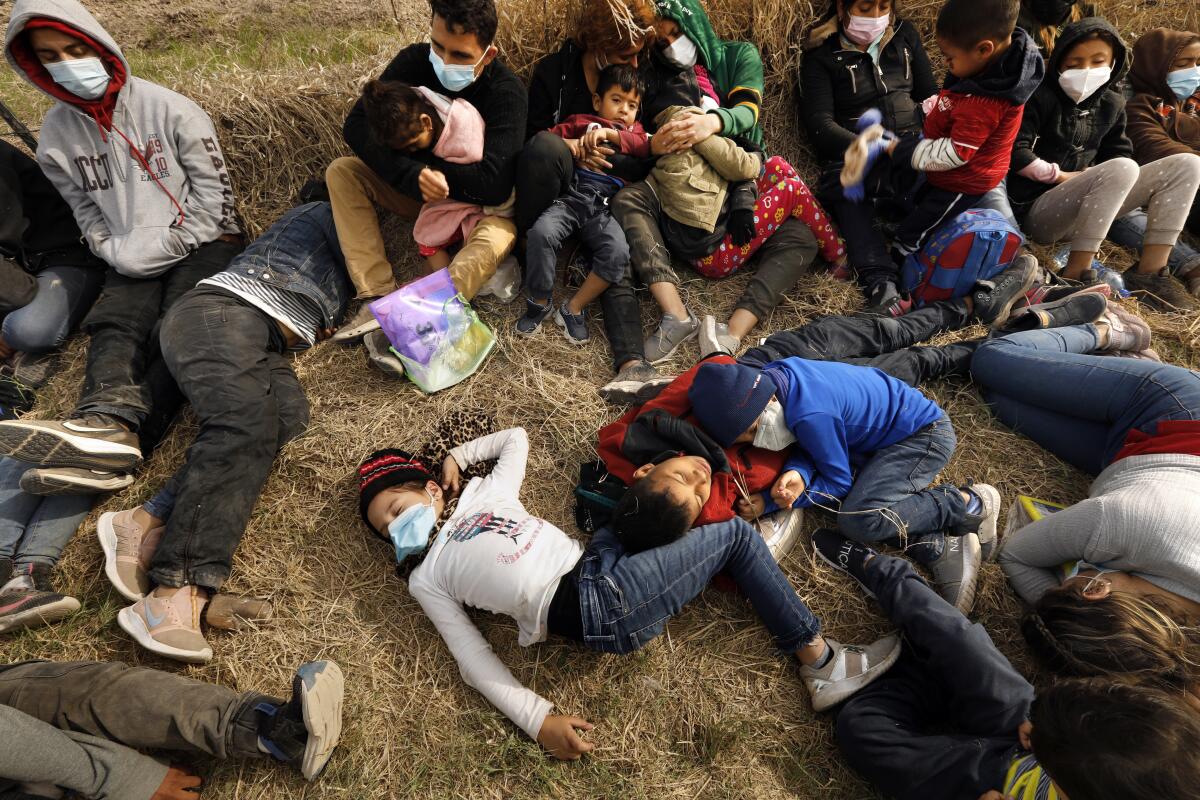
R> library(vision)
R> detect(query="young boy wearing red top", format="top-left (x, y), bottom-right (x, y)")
top-left (518, 63), bottom-right (651, 342)
top-left (848, 0), bottom-right (1044, 316)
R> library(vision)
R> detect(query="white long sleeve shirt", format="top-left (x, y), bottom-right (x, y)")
top-left (408, 428), bottom-right (584, 740)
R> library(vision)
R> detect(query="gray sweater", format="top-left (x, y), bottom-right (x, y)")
top-left (999, 454), bottom-right (1200, 604)
top-left (0, 704), bottom-right (167, 799)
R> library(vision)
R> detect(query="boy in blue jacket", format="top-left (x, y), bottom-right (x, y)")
top-left (687, 358), bottom-right (1000, 613)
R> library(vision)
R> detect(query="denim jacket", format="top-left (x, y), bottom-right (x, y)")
top-left (221, 202), bottom-right (352, 329)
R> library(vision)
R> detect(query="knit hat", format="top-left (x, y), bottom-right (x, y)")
top-left (687, 362), bottom-right (775, 448)
top-left (357, 449), bottom-right (437, 531)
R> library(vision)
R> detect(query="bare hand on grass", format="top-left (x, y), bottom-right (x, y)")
top-left (537, 715), bottom-right (595, 760)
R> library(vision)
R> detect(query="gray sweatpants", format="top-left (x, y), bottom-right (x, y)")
top-left (1022, 154), bottom-right (1200, 253)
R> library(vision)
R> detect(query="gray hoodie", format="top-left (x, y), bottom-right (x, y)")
top-left (5, 0), bottom-right (239, 278)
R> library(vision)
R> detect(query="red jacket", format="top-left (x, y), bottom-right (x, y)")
top-left (920, 91), bottom-right (1024, 195)
top-left (597, 356), bottom-right (788, 525)
top-left (549, 114), bottom-right (652, 158)
top-left (1113, 420), bottom-right (1200, 462)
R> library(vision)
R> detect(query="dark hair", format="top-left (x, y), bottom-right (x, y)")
top-left (360, 80), bottom-right (442, 149)
top-left (611, 477), bottom-right (694, 553)
top-left (1022, 585), bottom-right (1200, 694)
top-left (430, 0), bottom-right (499, 47)
top-left (596, 63), bottom-right (643, 99)
top-left (936, 0), bottom-right (1018, 48)
top-left (1058, 28), bottom-right (1118, 58)
top-left (1030, 679), bottom-right (1200, 800)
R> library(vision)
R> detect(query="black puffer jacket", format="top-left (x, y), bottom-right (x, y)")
top-left (1007, 17), bottom-right (1134, 211)
top-left (798, 17), bottom-right (937, 163)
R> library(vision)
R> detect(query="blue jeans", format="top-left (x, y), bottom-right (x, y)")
top-left (1, 265), bottom-right (103, 353)
top-left (1107, 210), bottom-right (1200, 276)
top-left (578, 520), bottom-right (820, 656)
top-left (971, 325), bottom-right (1200, 474)
top-left (0, 457), bottom-right (93, 566)
top-left (838, 415), bottom-right (965, 564)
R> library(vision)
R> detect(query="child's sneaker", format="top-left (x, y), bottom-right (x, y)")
top-left (1096, 302), bottom-right (1152, 353)
top-left (801, 635), bottom-right (902, 712)
top-left (20, 466), bottom-right (134, 496)
top-left (812, 528), bottom-right (876, 598)
top-left (515, 298), bottom-right (554, 335)
top-left (971, 254), bottom-right (1039, 328)
top-left (951, 482), bottom-right (1001, 556)
top-left (554, 302), bottom-right (590, 344)
top-left (98, 509), bottom-right (162, 601)
top-left (1122, 267), bottom-right (1200, 312)
top-left (863, 282), bottom-right (910, 318)
top-left (699, 315), bottom-right (739, 357)
top-left (598, 360), bottom-right (672, 405)
top-left (0, 564), bottom-right (81, 634)
top-left (257, 661), bottom-right (345, 780)
top-left (754, 508), bottom-right (804, 562)
top-left (928, 533), bottom-right (982, 614)
top-left (117, 585), bottom-right (212, 664)
top-left (363, 330), bottom-right (405, 379)
top-left (1000, 291), bottom-right (1108, 333)
top-left (329, 303), bottom-right (381, 344)
top-left (644, 310), bottom-right (700, 363)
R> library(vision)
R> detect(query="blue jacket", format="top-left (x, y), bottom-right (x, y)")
top-left (767, 357), bottom-right (944, 507)
top-left (221, 202), bottom-right (352, 331)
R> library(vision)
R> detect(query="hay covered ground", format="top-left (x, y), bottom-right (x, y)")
top-left (3, 0), bottom-right (1200, 796)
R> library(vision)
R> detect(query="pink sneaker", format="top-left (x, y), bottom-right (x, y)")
top-left (117, 585), bottom-right (212, 663)
top-left (97, 510), bottom-right (162, 602)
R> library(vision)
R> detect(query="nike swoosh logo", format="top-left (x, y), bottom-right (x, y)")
top-left (143, 604), bottom-right (168, 628)
top-left (63, 421), bottom-right (121, 434)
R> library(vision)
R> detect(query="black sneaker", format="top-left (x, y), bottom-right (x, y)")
top-left (554, 302), bottom-right (590, 344)
top-left (812, 529), bottom-right (876, 598)
top-left (972, 255), bottom-right (1039, 328)
top-left (927, 533), bottom-right (982, 614)
top-left (0, 564), bottom-right (81, 634)
top-left (515, 298), bottom-right (554, 335)
top-left (258, 661), bottom-right (344, 781)
top-left (598, 360), bottom-right (672, 405)
top-left (1122, 268), bottom-right (1200, 313)
top-left (863, 282), bottom-right (911, 317)
top-left (1000, 291), bottom-right (1108, 332)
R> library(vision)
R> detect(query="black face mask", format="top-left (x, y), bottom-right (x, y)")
top-left (1028, 0), bottom-right (1074, 26)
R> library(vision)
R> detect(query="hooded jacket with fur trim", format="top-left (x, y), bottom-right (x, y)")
top-left (5, 0), bottom-right (239, 278)
top-left (1126, 27), bottom-right (1200, 164)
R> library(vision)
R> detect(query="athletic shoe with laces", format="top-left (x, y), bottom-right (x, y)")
top-left (863, 281), bottom-right (911, 318)
top-left (598, 360), bottom-right (672, 405)
top-left (971, 254), bottom-right (1039, 328)
top-left (1025, 281), bottom-right (1111, 306)
top-left (118, 584), bottom-right (212, 663)
top-left (7, 351), bottom-right (56, 390)
top-left (1122, 267), bottom-right (1200, 312)
top-left (329, 303), bottom-right (382, 344)
top-left (554, 302), bottom-right (590, 344)
top-left (699, 315), bottom-right (739, 357)
top-left (644, 310), bottom-right (700, 363)
top-left (515, 298), bottom-right (554, 335)
top-left (754, 508), bottom-right (804, 563)
top-left (812, 528), bottom-right (876, 598)
top-left (800, 635), bottom-right (902, 712)
top-left (1000, 291), bottom-right (1108, 333)
top-left (1096, 302), bottom-right (1152, 353)
top-left (20, 466), bottom-right (134, 496)
top-left (927, 533), bottom-right (982, 614)
top-left (98, 509), bottom-right (162, 601)
top-left (257, 661), bottom-right (345, 780)
top-left (951, 482), bottom-right (1001, 559)
top-left (0, 563), bottom-right (80, 633)
top-left (0, 414), bottom-right (142, 471)
top-left (363, 330), bottom-right (405, 379)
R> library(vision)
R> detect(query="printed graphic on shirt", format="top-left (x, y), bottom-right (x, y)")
top-left (74, 153), bottom-right (113, 192)
top-left (137, 134), bottom-right (171, 181)
top-left (448, 511), bottom-right (545, 564)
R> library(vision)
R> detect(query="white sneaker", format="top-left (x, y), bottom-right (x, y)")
top-left (962, 483), bottom-right (1002, 561)
top-left (753, 508), bottom-right (804, 562)
top-left (329, 304), bottom-right (382, 344)
top-left (699, 315), bottom-right (740, 357)
top-left (800, 635), bottom-right (901, 712)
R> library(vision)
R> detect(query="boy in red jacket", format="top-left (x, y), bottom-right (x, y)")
top-left (518, 63), bottom-right (651, 342)
top-left (845, 0), bottom-right (1044, 317)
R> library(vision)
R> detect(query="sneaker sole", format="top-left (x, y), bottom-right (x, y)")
top-left (982, 260), bottom-right (1039, 329)
top-left (117, 606), bottom-right (213, 664)
top-left (646, 327), bottom-right (699, 365)
top-left (329, 318), bottom-right (381, 344)
top-left (945, 533), bottom-right (982, 615)
top-left (761, 510), bottom-right (805, 563)
top-left (553, 309), bottom-right (590, 345)
top-left (298, 661), bottom-right (345, 780)
top-left (363, 337), bottom-right (406, 380)
top-left (20, 469), bottom-right (133, 496)
top-left (812, 543), bottom-right (877, 600)
top-left (98, 513), bottom-right (146, 603)
top-left (810, 635), bottom-right (902, 713)
top-left (0, 423), bottom-right (142, 471)
top-left (0, 595), bottom-right (81, 633)
top-left (970, 484), bottom-right (1002, 561)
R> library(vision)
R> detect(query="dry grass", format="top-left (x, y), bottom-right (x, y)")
top-left (3, 0), bottom-right (1200, 797)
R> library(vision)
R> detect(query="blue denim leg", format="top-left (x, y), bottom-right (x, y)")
top-left (1107, 210), bottom-right (1200, 276)
top-left (142, 484), bottom-right (177, 522)
top-left (972, 326), bottom-right (1200, 472)
top-left (838, 416), bottom-right (963, 563)
top-left (1, 264), bottom-right (104, 353)
top-left (578, 520), bottom-right (821, 656)
top-left (0, 456), bottom-right (93, 566)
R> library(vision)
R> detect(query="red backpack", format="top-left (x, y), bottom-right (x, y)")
top-left (901, 209), bottom-right (1024, 306)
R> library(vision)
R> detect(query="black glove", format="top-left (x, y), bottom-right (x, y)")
top-left (729, 207), bottom-right (755, 247)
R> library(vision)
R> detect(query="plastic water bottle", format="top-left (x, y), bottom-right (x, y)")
top-left (1052, 246), bottom-right (1130, 297)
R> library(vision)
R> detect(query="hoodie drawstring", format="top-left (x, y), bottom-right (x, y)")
top-left (110, 122), bottom-right (185, 226)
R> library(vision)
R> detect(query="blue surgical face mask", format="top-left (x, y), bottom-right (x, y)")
top-left (44, 56), bottom-right (111, 100)
top-left (1166, 65), bottom-right (1200, 102)
top-left (387, 489), bottom-right (437, 563)
top-left (428, 47), bottom-right (486, 92)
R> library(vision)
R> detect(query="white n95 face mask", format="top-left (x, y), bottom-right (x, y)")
top-left (752, 399), bottom-right (796, 451)
top-left (44, 56), bottom-right (110, 100)
top-left (1057, 65), bottom-right (1112, 104)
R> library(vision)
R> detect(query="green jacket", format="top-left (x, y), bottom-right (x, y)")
top-left (654, 0), bottom-right (765, 145)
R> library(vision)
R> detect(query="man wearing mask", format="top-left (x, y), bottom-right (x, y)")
top-left (327, 0), bottom-right (526, 350)
top-left (0, 0), bottom-right (242, 493)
